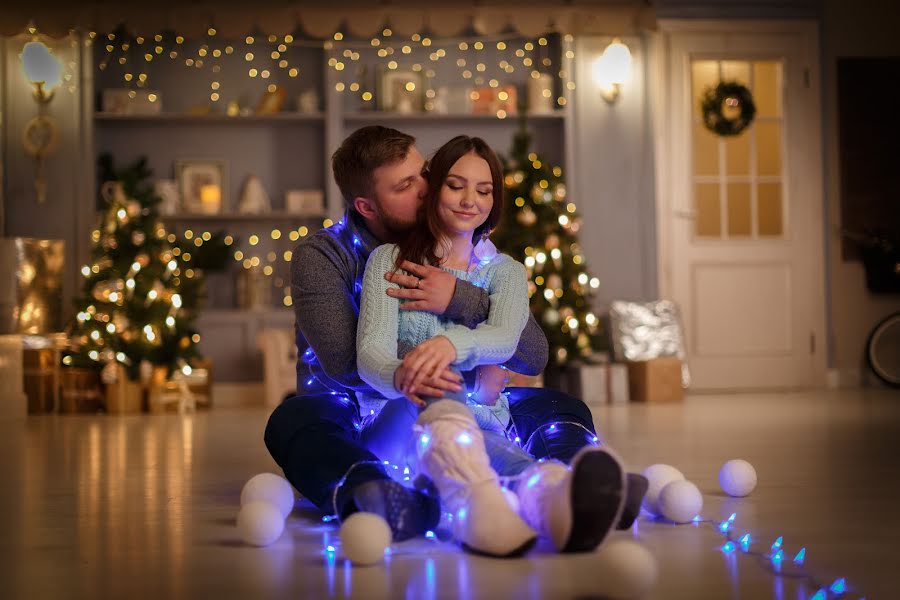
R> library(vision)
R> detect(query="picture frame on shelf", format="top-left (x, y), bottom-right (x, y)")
top-left (377, 67), bottom-right (425, 113)
top-left (471, 85), bottom-right (518, 116)
top-left (175, 159), bottom-right (227, 215)
top-left (256, 86), bottom-right (287, 114)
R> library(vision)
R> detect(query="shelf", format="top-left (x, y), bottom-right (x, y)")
top-left (163, 212), bottom-right (328, 222)
top-left (200, 308), bottom-right (293, 319)
top-left (95, 112), bottom-right (325, 124)
top-left (342, 111), bottom-right (568, 122)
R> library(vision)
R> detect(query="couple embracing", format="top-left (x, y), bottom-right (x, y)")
top-left (265, 126), bottom-right (647, 557)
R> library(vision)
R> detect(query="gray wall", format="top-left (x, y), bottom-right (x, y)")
top-left (1, 34), bottom-right (94, 324)
top-left (572, 35), bottom-right (658, 307)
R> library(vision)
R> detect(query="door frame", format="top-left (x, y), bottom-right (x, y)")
top-left (650, 19), bottom-right (827, 388)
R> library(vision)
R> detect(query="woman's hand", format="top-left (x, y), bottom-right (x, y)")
top-left (471, 364), bottom-right (511, 406)
top-left (394, 336), bottom-right (460, 406)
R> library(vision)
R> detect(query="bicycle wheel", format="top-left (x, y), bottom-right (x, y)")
top-left (866, 311), bottom-right (900, 388)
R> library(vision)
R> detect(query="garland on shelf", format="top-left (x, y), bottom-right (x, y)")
top-left (700, 81), bottom-right (756, 137)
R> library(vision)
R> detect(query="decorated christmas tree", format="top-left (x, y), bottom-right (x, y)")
top-left (64, 155), bottom-right (204, 381)
top-left (493, 123), bottom-right (605, 367)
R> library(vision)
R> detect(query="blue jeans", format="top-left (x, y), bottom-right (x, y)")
top-left (264, 387), bottom-right (598, 514)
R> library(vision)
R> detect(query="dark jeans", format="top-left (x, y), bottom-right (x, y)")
top-left (263, 387), bottom-right (598, 515)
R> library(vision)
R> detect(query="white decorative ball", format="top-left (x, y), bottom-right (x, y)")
top-left (594, 538), bottom-right (659, 599)
top-left (339, 512), bottom-right (392, 566)
top-left (658, 480), bottom-right (703, 524)
top-left (237, 501), bottom-right (285, 547)
top-left (641, 464), bottom-right (685, 515)
top-left (719, 459), bottom-right (757, 497)
top-left (241, 473), bottom-right (295, 518)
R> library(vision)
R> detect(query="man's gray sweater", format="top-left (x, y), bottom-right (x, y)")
top-left (290, 209), bottom-right (549, 401)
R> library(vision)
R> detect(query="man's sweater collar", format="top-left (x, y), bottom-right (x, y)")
top-left (341, 208), bottom-right (383, 257)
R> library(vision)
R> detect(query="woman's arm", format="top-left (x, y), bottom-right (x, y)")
top-left (441, 257), bottom-right (530, 372)
top-left (356, 245), bottom-right (405, 399)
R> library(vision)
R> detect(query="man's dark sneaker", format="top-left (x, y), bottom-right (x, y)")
top-left (347, 479), bottom-right (441, 541)
top-left (616, 473), bottom-right (649, 530)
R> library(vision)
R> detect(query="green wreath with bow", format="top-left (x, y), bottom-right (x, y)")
top-left (700, 81), bottom-right (756, 137)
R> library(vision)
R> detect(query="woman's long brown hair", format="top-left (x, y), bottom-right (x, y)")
top-left (394, 135), bottom-right (504, 271)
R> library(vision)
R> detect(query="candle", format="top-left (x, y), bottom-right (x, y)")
top-left (199, 184), bottom-right (221, 214)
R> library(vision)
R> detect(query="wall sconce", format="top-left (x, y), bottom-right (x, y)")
top-left (20, 41), bottom-right (63, 204)
top-left (592, 38), bottom-right (633, 104)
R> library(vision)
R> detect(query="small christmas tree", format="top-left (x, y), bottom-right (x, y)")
top-left (64, 155), bottom-right (203, 381)
top-left (493, 123), bottom-right (605, 367)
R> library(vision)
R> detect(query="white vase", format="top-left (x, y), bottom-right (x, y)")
top-left (238, 175), bottom-right (271, 215)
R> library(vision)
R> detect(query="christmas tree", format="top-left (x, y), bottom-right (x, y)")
top-left (493, 123), bottom-right (605, 367)
top-left (64, 155), bottom-right (204, 381)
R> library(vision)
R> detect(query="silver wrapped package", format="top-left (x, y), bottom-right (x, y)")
top-left (609, 300), bottom-right (691, 388)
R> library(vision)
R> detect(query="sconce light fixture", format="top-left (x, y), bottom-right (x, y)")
top-left (592, 38), bottom-right (633, 105)
top-left (20, 41), bottom-right (63, 204)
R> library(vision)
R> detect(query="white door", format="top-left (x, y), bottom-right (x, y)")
top-left (656, 22), bottom-right (826, 390)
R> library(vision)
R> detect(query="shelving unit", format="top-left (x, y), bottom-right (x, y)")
top-left (91, 32), bottom-right (574, 381)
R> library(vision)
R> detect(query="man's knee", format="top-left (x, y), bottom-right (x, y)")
top-left (264, 394), bottom-right (358, 463)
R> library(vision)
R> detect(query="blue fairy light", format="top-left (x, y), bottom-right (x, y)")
top-left (306, 378), bottom-right (314, 386)
top-left (721, 541), bottom-right (736, 553)
top-left (728, 513), bottom-right (737, 522)
top-left (793, 548), bottom-right (806, 564)
top-left (830, 578), bottom-right (847, 594)
top-left (549, 424), bottom-right (557, 431)
top-left (322, 515), bottom-right (337, 523)
top-left (403, 466), bottom-right (410, 475)
top-left (718, 520), bottom-right (731, 533)
top-left (739, 534), bottom-right (751, 551)
top-left (692, 515), bottom-right (702, 525)
top-left (326, 545), bottom-right (336, 554)
top-left (425, 530), bottom-right (436, 540)
top-left (419, 433), bottom-right (430, 447)
top-left (771, 536), bottom-right (783, 551)
top-left (771, 549), bottom-right (784, 564)
top-left (591, 436), bottom-right (599, 443)
top-left (810, 590), bottom-right (826, 600)
top-left (456, 432), bottom-right (472, 445)
top-left (353, 236), bottom-right (361, 246)
top-left (514, 436), bottom-right (521, 444)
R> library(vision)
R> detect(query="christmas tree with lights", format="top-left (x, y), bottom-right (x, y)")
top-left (64, 155), bottom-right (204, 381)
top-left (493, 124), bottom-right (605, 367)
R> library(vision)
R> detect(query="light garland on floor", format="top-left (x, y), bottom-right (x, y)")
top-left (680, 513), bottom-right (864, 599)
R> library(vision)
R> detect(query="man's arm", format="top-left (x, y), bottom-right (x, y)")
top-left (291, 241), bottom-right (372, 392)
top-left (444, 280), bottom-right (549, 376)
top-left (386, 261), bottom-right (549, 376)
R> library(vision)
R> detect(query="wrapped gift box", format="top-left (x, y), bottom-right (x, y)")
top-left (566, 361), bottom-right (629, 405)
top-left (626, 357), bottom-right (684, 403)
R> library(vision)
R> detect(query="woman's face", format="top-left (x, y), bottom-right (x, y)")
top-left (436, 151), bottom-right (494, 237)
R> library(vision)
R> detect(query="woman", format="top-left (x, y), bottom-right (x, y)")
top-left (357, 136), bottom-right (625, 557)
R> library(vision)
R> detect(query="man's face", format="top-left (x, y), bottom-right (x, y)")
top-left (369, 146), bottom-right (427, 235)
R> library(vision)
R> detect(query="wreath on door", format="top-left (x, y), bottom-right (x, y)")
top-left (700, 81), bottom-right (756, 137)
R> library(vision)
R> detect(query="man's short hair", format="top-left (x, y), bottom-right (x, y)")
top-left (331, 126), bottom-right (416, 207)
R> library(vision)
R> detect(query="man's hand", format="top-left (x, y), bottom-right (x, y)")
top-left (393, 366), bottom-right (462, 407)
top-left (471, 364), bottom-right (511, 406)
top-left (394, 336), bottom-right (460, 406)
top-left (385, 260), bottom-right (457, 315)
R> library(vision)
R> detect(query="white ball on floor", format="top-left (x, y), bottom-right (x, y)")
top-left (241, 473), bottom-right (295, 518)
top-left (641, 464), bottom-right (685, 515)
top-left (339, 512), bottom-right (392, 566)
top-left (237, 501), bottom-right (285, 547)
top-left (719, 459), bottom-right (757, 497)
top-left (658, 480), bottom-right (703, 523)
top-left (594, 538), bottom-right (659, 599)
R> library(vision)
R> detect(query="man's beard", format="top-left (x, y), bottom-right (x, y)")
top-left (379, 210), bottom-right (416, 242)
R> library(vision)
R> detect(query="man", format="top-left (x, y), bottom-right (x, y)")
top-left (264, 126), bottom-right (645, 551)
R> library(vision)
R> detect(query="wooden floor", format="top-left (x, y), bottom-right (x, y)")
top-left (1, 389), bottom-right (897, 599)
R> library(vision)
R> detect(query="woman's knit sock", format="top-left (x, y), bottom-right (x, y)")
top-left (516, 446), bottom-right (627, 553)
top-left (414, 400), bottom-right (537, 557)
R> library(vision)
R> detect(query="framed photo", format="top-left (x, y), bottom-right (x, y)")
top-left (175, 159), bottom-right (227, 214)
top-left (256, 86), bottom-right (286, 114)
top-left (377, 67), bottom-right (425, 113)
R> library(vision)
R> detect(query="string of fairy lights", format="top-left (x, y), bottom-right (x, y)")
top-left (93, 26), bottom-right (575, 117)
